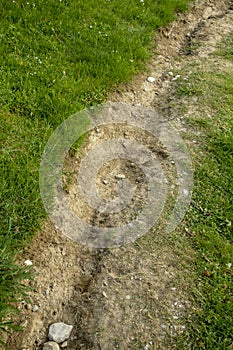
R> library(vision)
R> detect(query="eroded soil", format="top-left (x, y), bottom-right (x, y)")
top-left (7, 0), bottom-right (233, 349)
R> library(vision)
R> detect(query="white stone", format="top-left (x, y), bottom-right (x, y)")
top-left (115, 174), bottom-right (126, 179)
top-left (147, 76), bottom-right (155, 83)
top-left (48, 323), bottom-right (73, 344)
top-left (172, 75), bottom-right (181, 81)
top-left (24, 260), bottom-right (33, 266)
top-left (32, 305), bottom-right (39, 312)
top-left (43, 341), bottom-right (60, 350)
top-left (102, 291), bottom-right (108, 298)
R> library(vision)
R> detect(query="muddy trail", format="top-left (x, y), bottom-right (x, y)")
top-left (7, 0), bottom-right (233, 349)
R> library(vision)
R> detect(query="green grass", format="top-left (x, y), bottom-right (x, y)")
top-left (175, 36), bottom-right (233, 349)
top-left (0, 0), bottom-right (192, 345)
top-left (0, 0), bottom-right (190, 125)
top-left (0, 234), bottom-right (32, 348)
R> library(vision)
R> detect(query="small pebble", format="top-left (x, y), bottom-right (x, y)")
top-left (172, 75), bottom-right (181, 81)
top-left (43, 341), bottom-right (60, 350)
top-left (61, 341), bottom-right (68, 348)
top-left (24, 260), bottom-right (33, 266)
top-left (102, 291), bottom-right (108, 298)
top-left (26, 304), bottom-right (32, 310)
top-left (32, 305), bottom-right (39, 312)
top-left (147, 76), bottom-right (155, 83)
top-left (70, 335), bottom-right (77, 341)
top-left (115, 174), bottom-right (126, 179)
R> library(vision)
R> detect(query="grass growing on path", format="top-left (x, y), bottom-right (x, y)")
top-left (0, 0), bottom-right (191, 344)
top-left (175, 36), bottom-right (233, 349)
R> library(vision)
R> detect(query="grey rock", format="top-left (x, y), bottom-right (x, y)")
top-left (43, 341), bottom-right (60, 350)
top-left (48, 322), bottom-right (73, 344)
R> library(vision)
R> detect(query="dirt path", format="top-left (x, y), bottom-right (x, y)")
top-left (8, 1), bottom-right (233, 349)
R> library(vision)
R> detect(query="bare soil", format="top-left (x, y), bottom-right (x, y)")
top-left (7, 1), bottom-right (233, 349)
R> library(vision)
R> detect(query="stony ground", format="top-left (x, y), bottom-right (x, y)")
top-left (7, 0), bottom-right (233, 349)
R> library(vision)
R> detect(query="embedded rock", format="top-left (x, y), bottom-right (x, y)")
top-left (48, 322), bottom-right (73, 344)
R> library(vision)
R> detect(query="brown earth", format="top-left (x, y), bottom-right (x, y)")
top-left (7, 0), bottom-right (233, 349)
